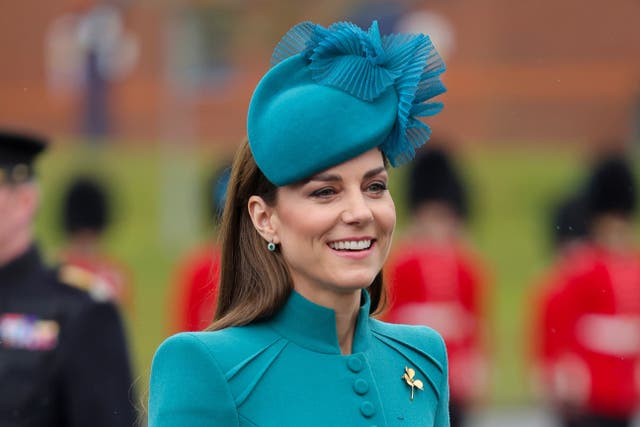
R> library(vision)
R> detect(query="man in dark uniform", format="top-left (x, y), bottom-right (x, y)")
top-left (0, 131), bottom-right (136, 426)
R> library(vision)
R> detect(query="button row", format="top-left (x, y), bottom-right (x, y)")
top-left (347, 355), bottom-right (376, 422)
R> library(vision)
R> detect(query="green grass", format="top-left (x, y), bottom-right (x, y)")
top-left (32, 141), bottom-right (628, 406)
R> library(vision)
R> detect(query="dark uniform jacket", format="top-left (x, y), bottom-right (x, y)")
top-left (0, 246), bottom-right (136, 426)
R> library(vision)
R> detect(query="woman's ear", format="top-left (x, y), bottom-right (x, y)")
top-left (247, 195), bottom-right (278, 243)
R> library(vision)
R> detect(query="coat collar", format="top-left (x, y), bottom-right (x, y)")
top-left (269, 289), bottom-right (372, 355)
top-left (0, 245), bottom-right (41, 286)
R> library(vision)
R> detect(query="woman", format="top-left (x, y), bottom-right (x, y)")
top-left (149, 19), bottom-right (448, 426)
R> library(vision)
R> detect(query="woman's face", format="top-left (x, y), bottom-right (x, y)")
top-left (270, 148), bottom-right (396, 301)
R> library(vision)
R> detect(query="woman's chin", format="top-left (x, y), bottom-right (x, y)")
top-left (331, 275), bottom-right (378, 292)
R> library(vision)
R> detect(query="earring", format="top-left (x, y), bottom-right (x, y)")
top-left (267, 241), bottom-right (276, 252)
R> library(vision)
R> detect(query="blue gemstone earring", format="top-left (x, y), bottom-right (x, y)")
top-left (267, 241), bottom-right (276, 252)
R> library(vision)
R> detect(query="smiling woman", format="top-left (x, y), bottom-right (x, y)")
top-left (258, 149), bottom-right (396, 318)
top-left (149, 19), bottom-right (449, 427)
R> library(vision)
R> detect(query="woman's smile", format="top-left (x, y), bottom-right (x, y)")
top-left (327, 237), bottom-right (377, 259)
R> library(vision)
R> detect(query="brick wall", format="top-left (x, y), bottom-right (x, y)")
top-left (1, 0), bottom-right (638, 146)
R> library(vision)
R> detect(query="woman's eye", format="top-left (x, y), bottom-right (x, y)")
top-left (310, 187), bottom-right (336, 198)
top-left (367, 181), bottom-right (388, 193)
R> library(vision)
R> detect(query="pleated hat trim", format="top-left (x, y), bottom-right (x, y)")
top-left (270, 20), bottom-right (446, 167)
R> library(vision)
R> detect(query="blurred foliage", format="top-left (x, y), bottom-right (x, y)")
top-left (32, 140), bottom-right (638, 408)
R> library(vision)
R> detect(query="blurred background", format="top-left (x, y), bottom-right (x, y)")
top-left (2, 0), bottom-right (640, 424)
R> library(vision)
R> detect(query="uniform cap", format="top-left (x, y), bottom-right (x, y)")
top-left (0, 131), bottom-right (47, 184)
top-left (247, 20), bottom-right (446, 186)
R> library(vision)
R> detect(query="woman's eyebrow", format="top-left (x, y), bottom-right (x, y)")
top-left (309, 173), bottom-right (341, 182)
top-left (308, 166), bottom-right (387, 183)
top-left (363, 166), bottom-right (387, 179)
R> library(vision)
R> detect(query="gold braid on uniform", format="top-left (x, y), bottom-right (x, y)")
top-left (58, 265), bottom-right (112, 302)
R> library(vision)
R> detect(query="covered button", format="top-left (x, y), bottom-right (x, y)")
top-left (360, 401), bottom-right (376, 418)
top-left (347, 355), bottom-right (364, 373)
top-left (353, 379), bottom-right (369, 395)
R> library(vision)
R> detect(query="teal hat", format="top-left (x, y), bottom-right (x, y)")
top-left (248, 21), bottom-right (446, 186)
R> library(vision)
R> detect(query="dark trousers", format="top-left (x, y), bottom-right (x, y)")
top-left (562, 411), bottom-right (631, 427)
top-left (450, 400), bottom-right (467, 427)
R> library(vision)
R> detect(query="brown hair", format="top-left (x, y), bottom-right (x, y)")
top-left (208, 139), bottom-right (385, 330)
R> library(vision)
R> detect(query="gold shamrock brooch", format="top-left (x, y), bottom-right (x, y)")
top-left (401, 367), bottom-right (424, 400)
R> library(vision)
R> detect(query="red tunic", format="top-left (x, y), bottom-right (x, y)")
top-left (536, 244), bottom-right (640, 417)
top-left (383, 241), bottom-right (488, 402)
top-left (168, 245), bottom-right (220, 333)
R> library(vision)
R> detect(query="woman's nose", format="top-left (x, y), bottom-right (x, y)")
top-left (341, 191), bottom-right (374, 225)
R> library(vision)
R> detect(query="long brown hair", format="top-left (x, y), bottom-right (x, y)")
top-left (208, 140), bottom-right (386, 330)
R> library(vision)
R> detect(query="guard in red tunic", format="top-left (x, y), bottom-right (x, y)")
top-left (531, 193), bottom-right (592, 424)
top-left (168, 165), bottom-right (230, 332)
top-left (536, 155), bottom-right (640, 427)
top-left (383, 146), bottom-right (489, 427)
top-left (59, 175), bottom-right (134, 311)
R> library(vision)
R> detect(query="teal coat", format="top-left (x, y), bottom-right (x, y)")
top-left (149, 291), bottom-right (449, 426)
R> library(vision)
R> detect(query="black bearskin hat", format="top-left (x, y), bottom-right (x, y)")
top-left (62, 176), bottom-right (110, 235)
top-left (408, 146), bottom-right (468, 219)
top-left (585, 155), bottom-right (637, 219)
top-left (551, 193), bottom-right (589, 249)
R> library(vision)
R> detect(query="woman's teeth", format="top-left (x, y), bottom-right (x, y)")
top-left (329, 240), bottom-right (372, 251)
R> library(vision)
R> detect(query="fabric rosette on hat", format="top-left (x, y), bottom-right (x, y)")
top-left (247, 20), bottom-right (447, 186)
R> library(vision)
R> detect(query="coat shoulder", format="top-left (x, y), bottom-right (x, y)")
top-left (150, 332), bottom-right (239, 426)
top-left (370, 319), bottom-right (448, 372)
top-left (149, 324), bottom-right (285, 426)
top-left (153, 323), bottom-right (284, 380)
